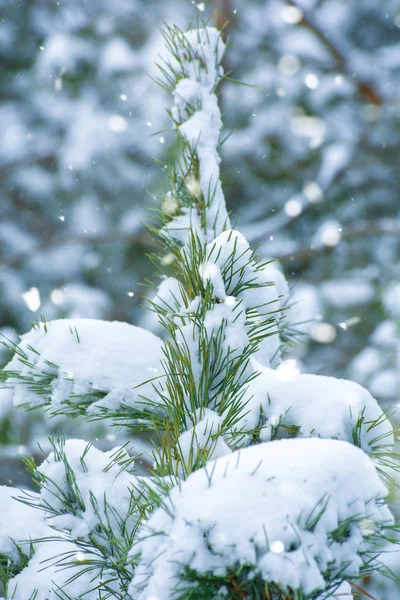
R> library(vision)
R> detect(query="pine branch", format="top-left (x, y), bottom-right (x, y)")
top-left (145, 23), bottom-right (278, 477)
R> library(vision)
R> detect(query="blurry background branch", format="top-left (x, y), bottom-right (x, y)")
top-left (3, 219), bottom-right (398, 270)
top-left (289, 0), bottom-right (383, 105)
top-left (277, 220), bottom-right (400, 263)
top-left (1, 229), bottom-right (152, 268)
top-left (214, 0), bottom-right (234, 32)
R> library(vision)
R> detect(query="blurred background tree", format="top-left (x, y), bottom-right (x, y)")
top-left (1, 0), bottom-right (399, 459)
top-left (221, 0), bottom-right (400, 416)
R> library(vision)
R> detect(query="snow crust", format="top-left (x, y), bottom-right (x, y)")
top-left (37, 439), bottom-right (139, 538)
top-left (163, 207), bottom-right (205, 246)
top-left (4, 318), bottom-right (163, 413)
top-left (8, 541), bottom-right (99, 600)
top-left (0, 486), bottom-right (48, 562)
top-left (130, 438), bottom-right (391, 599)
top-left (242, 365), bottom-right (393, 453)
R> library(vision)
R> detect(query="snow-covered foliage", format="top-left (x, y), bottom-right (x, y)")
top-left (2, 318), bottom-right (163, 414)
top-left (130, 439), bottom-right (392, 599)
top-left (0, 439), bottom-right (145, 599)
top-left (2, 0), bottom-right (400, 452)
top-left (1, 18), bottom-right (399, 600)
top-left (167, 26), bottom-right (230, 240)
top-left (243, 366), bottom-right (393, 454)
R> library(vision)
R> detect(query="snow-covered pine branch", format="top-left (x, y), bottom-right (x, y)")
top-left (130, 439), bottom-right (393, 600)
top-left (146, 25), bottom-right (295, 475)
top-left (0, 21), bottom-right (399, 600)
top-left (1, 438), bottom-right (149, 599)
top-left (160, 25), bottom-right (230, 242)
top-left (1, 318), bottom-right (164, 415)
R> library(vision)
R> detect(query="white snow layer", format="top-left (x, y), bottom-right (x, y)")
top-left (130, 438), bottom-right (392, 599)
top-left (242, 364), bottom-right (393, 454)
top-left (332, 581), bottom-right (353, 598)
top-left (0, 486), bottom-right (49, 562)
top-left (201, 229), bottom-right (284, 366)
top-left (37, 438), bottom-right (140, 539)
top-left (1, 439), bottom-right (143, 599)
top-left (149, 229), bottom-right (288, 371)
top-left (166, 27), bottom-right (230, 241)
top-left (4, 318), bottom-right (163, 413)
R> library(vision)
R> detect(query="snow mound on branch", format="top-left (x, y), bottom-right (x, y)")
top-left (3, 440), bottom-right (144, 599)
top-left (152, 276), bottom-right (185, 313)
top-left (130, 438), bottom-right (392, 599)
top-left (0, 488), bottom-right (97, 600)
top-left (174, 27), bottom-right (225, 96)
top-left (165, 27), bottom-right (230, 241)
top-left (7, 539), bottom-right (100, 600)
top-left (176, 408), bottom-right (231, 474)
top-left (244, 366), bottom-right (393, 454)
top-left (4, 318), bottom-right (163, 412)
top-left (37, 439), bottom-right (140, 538)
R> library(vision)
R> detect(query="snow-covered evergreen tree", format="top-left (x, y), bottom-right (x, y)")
top-left (1, 20), bottom-right (399, 600)
top-left (2, 0), bottom-right (400, 450)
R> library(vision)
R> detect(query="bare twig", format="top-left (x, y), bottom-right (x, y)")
top-left (213, 0), bottom-right (234, 32)
top-left (347, 579), bottom-right (378, 600)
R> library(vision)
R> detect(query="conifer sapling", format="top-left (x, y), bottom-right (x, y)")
top-left (0, 21), bottom-right (399, 600)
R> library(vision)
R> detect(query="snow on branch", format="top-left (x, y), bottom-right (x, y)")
top-left (160, 25), bottom-right (230, 243)
top-left (130, 438), bottom-right (393, 600)
top-left (0, 438), bottom-right (147, 599)
top-left (242, 366), bottom-right (394, 459)
top-left (1, 21), bottom-right (399, 600)
top-left (1, 318), bottom-right (164, 417)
